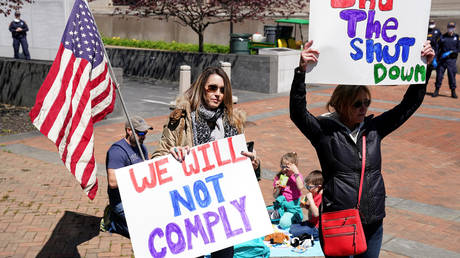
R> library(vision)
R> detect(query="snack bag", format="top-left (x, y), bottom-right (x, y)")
top-left (279, 174), bottom-right (289, 187)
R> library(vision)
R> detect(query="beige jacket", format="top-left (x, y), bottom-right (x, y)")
top-left (152, 96), bottom-right (246, 158)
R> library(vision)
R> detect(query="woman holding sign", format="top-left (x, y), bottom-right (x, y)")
top-left (153, 66), bottom-right (260, 258)
top-left (290, 40), bottom-right (434, 257)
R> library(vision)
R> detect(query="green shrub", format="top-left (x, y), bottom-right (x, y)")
top-left (102, 37), bottom-right (230, 54)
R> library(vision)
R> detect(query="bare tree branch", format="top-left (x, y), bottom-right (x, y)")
top-left (122, 0), bottom-right (307, 52)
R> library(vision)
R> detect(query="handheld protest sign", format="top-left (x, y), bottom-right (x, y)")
top-left (115, 134), bottom-right (273, 258)
top-left (308, 0), bottom-right (432, 85)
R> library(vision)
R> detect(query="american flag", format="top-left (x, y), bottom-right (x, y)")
top-left (29, 0), bottom-right (116, 200)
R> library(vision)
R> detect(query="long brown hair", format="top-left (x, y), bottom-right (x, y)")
top-left (185, 66), bottom-right (233, 121)
top-left (327, 85), bottom-right (371, 121)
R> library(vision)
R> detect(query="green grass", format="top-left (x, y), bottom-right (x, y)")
top-left (102, 37), bottom-right (230, 54)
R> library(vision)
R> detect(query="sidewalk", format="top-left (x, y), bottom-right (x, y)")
top-left (0, 75), bottom-right (459, 257)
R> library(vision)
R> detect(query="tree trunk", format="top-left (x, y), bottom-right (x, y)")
top-left (198, 32), bottom-right (204, 53)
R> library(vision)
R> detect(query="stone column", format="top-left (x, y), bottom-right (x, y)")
top-left (170, 65), bottom-right (191, 108)
top-left (220, 62), bottom-right (238, 104)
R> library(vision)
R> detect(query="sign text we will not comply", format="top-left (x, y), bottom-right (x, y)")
top-left (308, 0), bottom-right (432, 85)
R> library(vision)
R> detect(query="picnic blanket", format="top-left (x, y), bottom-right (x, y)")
top-left (264, 225), bottom-right (324, 257)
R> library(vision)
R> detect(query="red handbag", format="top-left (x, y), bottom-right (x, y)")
top-left (320, 135), bottom-right (368, 256)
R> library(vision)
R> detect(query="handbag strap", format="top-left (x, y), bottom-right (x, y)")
top-left (357, 135), bottom-right (366, 208)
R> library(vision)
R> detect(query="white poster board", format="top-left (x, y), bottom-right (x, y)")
top-left (115, 134), bottom-right (273, 258)
top-left (308, 0), bottom-right (432, 85)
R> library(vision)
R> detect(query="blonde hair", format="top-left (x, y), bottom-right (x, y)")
top-left (185, 66), bottom-right (234, 122)
top-left (327, 85), bottom-right (371, 121)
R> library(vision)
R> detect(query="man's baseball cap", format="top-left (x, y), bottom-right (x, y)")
top-left (125, 115), bottom-right (153, 131)
top-left (448, 22), bottom-right (456, 28)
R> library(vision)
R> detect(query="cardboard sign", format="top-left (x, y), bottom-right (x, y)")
top-left (308, 0), bottom-right (432, 85)
top-left (115, 134), bottom-right (273, 258)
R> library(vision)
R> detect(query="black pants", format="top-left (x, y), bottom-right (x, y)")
top-left (435, 58), bottom-right (457, 90)
top-left (197, 246), bottom-right (234, 258)
top-left (13, 37), bottom-right (30, 60)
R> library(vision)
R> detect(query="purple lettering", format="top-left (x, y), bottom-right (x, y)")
top-left (203, 211), bottom-right (220, 243)
top-left (185, 215), bottom-right (210, 250)
top-left (230, 196), bottom-right (252, 232)
top-left (166, 223), bottom-right (186, 255)
top-left (340, 9), bottom-right (367, 38)
top-left (218, 206), bottom-right (243, 239)
top-left (365, 10), bottom-right (381, 39)
top-left (149, 228), bottom-right (167, 258)
top-left (382, 17), bottom-right (398, 43)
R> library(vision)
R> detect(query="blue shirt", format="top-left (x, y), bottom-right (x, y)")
top-left (106, 138), bottom-right (148, 208)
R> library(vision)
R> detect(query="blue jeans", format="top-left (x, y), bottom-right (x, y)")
top-left (109, 202), bottom-right (130, 238)
top-left (323, 220), bottom-right (383, 258)
top-left (290, 221), bottom-right (319, 240)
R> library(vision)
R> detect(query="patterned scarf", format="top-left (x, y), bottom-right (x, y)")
top-left (191, 105), bottom-right (239, 145)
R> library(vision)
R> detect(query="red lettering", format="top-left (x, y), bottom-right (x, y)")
top-left (331, 0), bottom-right (393, 11)
top-left (379, 0), bottom-right (393, 11)
top-left (359, 0), bottom-right (375, 10)
top-left (197, 143), bottom-right (215, 172)
top-left (155, 157), bottom-right (172, 185)
top-left (213, 141), bottom-right (231, 167)
top-left (331, 0), bottom-right (355, 8)
top-left (228, 137), bottom-right (246, 163)
top-left (182, 149), bottom-right (200, 176)
top-left (129, 163), bottom-right (157, 193)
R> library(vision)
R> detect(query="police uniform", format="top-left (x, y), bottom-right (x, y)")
top-left (426, 25), bottom-right (441, 82)
top-left (435, 22), bottom-right (459, 98)
top-left (8, 17), bottom-right (30, 60)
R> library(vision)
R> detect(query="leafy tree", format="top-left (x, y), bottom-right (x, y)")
top-left (125, 0), bottom-right (307, 52)
top-left (0, 0), bottom-right (33, 17)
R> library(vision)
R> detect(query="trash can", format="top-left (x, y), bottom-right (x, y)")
top-left (276, 25), bottom-right (293, 40)
top-left (230, 33), bottom-right (251, 54)
top-left (264, 25), bottom-right (278, 44)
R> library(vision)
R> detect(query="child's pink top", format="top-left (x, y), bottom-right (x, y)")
top-left (273, 173), bottom-right (303, 202)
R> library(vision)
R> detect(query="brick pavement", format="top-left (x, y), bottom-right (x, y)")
top-left (0, 75), bottom-right (459, 257)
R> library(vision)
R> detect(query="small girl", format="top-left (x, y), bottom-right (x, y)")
top-left (272, 152), bottom-right (304, 229)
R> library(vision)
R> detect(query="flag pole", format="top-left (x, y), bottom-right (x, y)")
top-left (87, 0), bottom-right (146, 161)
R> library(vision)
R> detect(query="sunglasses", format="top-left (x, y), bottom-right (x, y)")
top-left (352, 99), bottom-right (371, 108)
top-left (135, 130), bottom-right (147, 136)
top-left (206, 84), bottom-right (225, 94)
top-left (305, 185), bottom-right (319, 191)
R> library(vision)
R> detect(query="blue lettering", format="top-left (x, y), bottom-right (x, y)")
top-left (170, 186), bottom-right (196, 217)
top-left (350, 38), bottom-right (364, 60)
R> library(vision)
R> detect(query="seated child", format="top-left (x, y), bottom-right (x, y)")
top-left (290, 170), bottom-right (323, 240)
top-left (271, 152), bottom-right (304, 229)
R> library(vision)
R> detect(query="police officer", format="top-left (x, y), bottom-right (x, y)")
top-left (427, 20), bottom-right (441, 83)
top-left (8, 12), bottom-right (30, 60)
top-left (434, 22), bottom-right (459, 98)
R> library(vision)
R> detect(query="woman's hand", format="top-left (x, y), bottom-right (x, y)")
top-left (241, 150), bottom-right (260, 170)
top-left (169, 146), bottom-right (190, 162)
top-left (421, 40), bottom-right (435, 65)
top-left (299, 40), bottom-right (320, 72)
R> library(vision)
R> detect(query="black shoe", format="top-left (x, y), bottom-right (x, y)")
top-left (432, 89), bottom-right (439, 97)
top-left (452, 90), bottom-right (458, 99)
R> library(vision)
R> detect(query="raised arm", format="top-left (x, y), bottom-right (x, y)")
top-left (290, 41), bottom-right (323, 144)
top-left (374, 41), bottom-right (435, 138)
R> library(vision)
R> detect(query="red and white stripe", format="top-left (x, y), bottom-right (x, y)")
top-left (30, 43), bottom-right (116, 200)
